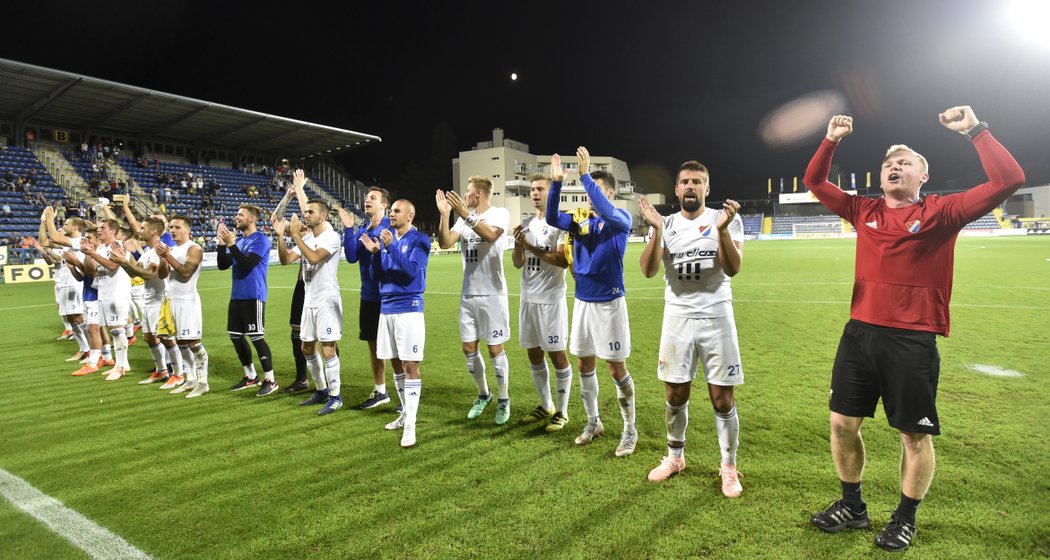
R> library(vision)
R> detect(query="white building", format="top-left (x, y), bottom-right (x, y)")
top-left (452, 128), bottom-right (663, 234)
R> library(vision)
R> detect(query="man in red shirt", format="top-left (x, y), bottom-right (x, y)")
top-left (803, 106), bottom-right (1024, 552)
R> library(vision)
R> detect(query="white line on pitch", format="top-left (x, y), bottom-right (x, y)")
top-left (0, 467), bottom-right (152, 559)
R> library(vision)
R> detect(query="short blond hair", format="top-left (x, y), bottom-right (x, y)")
top-left (527, 173), bottom-right (552, 185)
top-left (883, 144), bottom-right (929, 173)
top-left (467, 175), bottom-right (493, 195)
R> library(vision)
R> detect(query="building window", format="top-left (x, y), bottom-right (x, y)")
top-left (561, 196), bottom-right (566, 202)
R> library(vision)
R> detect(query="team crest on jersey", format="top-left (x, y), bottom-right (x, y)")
top-left (597, 221), bottom-right (605, 232)
top-left (658, 359), bottom-right (667, 372)
top-left (698, 225), bottom-right (712, 237)
top-left (401, 244), bottom-right (408, 253)
top-left (906, 220), bottom-right (922, 233)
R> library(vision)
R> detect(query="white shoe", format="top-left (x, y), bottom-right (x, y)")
top-left (385, 412), bottom-right (406, 431)
top-left (574, 419), bottom-right (605, 445)
top-left (171, 380), bottom-right (196, 395)
top-left (186, 382), bottom-right (210, 399)
top-left (401, 424), bottom-right (416, 448)
top-left (615, 429), bottom-right (638, 457)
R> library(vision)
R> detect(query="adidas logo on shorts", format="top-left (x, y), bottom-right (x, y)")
top-left (917, 417), bottom-right (934, 428)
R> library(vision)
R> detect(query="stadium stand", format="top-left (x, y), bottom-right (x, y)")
top-left (0, 147), bottom-right (66, 241)
top-left (741, 214), bottom-right (763, 235)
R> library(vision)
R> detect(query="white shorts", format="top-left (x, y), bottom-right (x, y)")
top-left (99, 298), bottom-right (130, 330)
top-left (130, 285), bottom-right (145, 314)
top-left (140, 302), bottom-right (162, 335)
top-left (301, 305), bottom-right (342, 342)
top-left (170, 296), bottom-right (203, 340)
top-left (518, 300), bottom-right (568, 352)
top-left (58, 286), bottom-right (84, 316)
top-left (570, 298), bottom-right (631, 361)
top-left (657, 314), bottom-right (744, 386)
top-left (459, 294), bottom-right (510, 344)
top-left (84, 300), bottom-right (101, 326)
top-left (376, 312), bottom-right (425, 361)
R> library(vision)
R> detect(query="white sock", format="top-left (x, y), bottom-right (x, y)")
top-left (101, 344), bottom-right (112, 359)
top-left (493, 351), bottom-right (509, 400)
top-left (149, 343), bottom-right (167, 374)
top-left (191, 344), bottom-right (208, 384)
top-left (579, 370), bottom-right (599, 423)
top-left (306, 353), bottom-right (327, 391)
top-left (467, 351), bottom-right (488, 396)
top-left (243, 363), bottom-right (257, 380)
top-left (87, 348), bottom-right (100, 366)
top-left (324, 355), bottom-right (341, 397)
top-left (62, 319), bottom-right (72, 331)
top-left (263, 370), bottom-right (275, 383)
top-left (666, 401), bottom-right (689, 457)
top-left (404, 379), bottom-right (422, 427)
top-left (714, 405), bottom-right (739, 466)
top-left (530, 361), bottom-right (553, 410)
top-left (111, 329), bottom-right (128, 370)
top-left (374, 383), bottom-right (386, 394)
top-left (554, 366), bottom-right (573, 414)
top-left (180, 345), bottom-right (196, 382)
top-left (166, 343), bottom-right (182, 377)
top-left (394, 373), bottom-right (406, 408)
top-left (72, 323), bottom-right (89, 353)
top-left (615, 372), bottom-right (636, 431)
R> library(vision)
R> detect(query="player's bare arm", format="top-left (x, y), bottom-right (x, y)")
top-left (447, 190), bottom-right (503, 243)
top-left (511, 225), bottom-right (527, 268)
top-left (435, 189), bottom-right (460, 249)
top-left (271, 216), bottom-right (297, 265)
top-left (122, 199), bottom-right (142, 234)
top-left (638, 195), bottom-right (664, 278)
top-left (288, 213), bottom-right (331, 265)
top-left (716, 199), bottom-right (743, 277)
top-left (41, 207), bottom-right (72, 246)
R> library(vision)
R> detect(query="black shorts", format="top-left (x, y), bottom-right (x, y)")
top-left (228, 299), bottom-right (266, 336)
top-left (830, 319), bottom-right (941, 435)
top-left (289, 278), bottom-right (305, 327)
top-left (359, 299), bottom-right (381, 341)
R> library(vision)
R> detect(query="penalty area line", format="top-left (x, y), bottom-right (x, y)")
top-left (0, 467), bottom-right (152, 559)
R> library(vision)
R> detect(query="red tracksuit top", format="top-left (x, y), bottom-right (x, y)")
top-left (803, 131), bottom-right (1025, 336)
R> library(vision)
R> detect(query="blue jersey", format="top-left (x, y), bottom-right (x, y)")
top-left (82, 272), bottom-right (98, 302)
top-left (547, 174), bottom-right (631, 302)
top-left (374, 227), bottom-right (430, 314)
top-left (343, 216), bottom-right (390, 302)
top-left (230, 231), bottom-right (271, 301)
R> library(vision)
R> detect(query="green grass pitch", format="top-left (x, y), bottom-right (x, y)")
top-left (1, 236), bottom-right (1047, 559)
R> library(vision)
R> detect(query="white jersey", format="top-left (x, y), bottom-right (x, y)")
top-left (660, 209), bottom-right (743, 318)
top-left (292, 226), bottom-right (342, 308)
top-left (54, 237), bottom-right (82, 288)
top-left (452, 206), bottom-right (509, 296)
top-left (518, 216), bottom-right (566, 304)
top-left (136, 246), bottom-right (166, 305)
top-left (167, 241), bottom-right (201, 301)
top-left (94, 244), bottom-right (132, 302)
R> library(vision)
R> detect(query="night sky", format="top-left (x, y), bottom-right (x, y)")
top-left (3, 0), bottom-right (1049, 203)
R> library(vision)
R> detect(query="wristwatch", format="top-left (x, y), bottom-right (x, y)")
top-left (465, 215), bottom-right (478, 228)
top-left (964, 121), bottom-right (988, 141)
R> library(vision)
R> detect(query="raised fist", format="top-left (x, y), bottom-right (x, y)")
top-left (826, 115), bottom-right (853, 142)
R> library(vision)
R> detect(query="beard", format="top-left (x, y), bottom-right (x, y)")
top-left (681, 197), bottom-right (701, 213)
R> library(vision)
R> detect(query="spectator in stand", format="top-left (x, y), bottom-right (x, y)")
top-left (1, 202), bottom-right (11, 219)
top-left (3, 170), bottom-right (15, 190)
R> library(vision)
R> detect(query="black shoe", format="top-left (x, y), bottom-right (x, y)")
top-left (299, 390), bottom-right (328, 406)
top-left (356, 389), bottom-right (391, 409)
top-left (875, 513), bottom-right (916, 552)
top-left (256, 379), bottom-right (279, 397)
top-left (282, 380), bottom-right (310, 394)
top-left (811, 500), bottom-right (870, 533)
top-left (230, 375), bottom-right (259, 391)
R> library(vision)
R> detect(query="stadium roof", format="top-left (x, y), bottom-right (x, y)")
top-left (0, 57), bottom-right (381, 159)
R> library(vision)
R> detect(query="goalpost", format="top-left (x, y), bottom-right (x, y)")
top-left (792, 220), bottom-right (845, 239)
